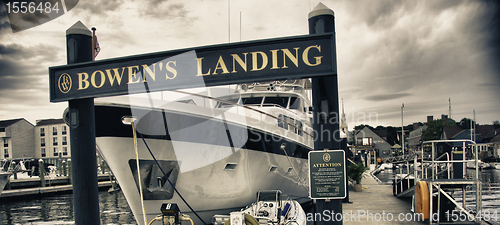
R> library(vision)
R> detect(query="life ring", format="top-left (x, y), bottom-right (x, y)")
top-left (415, 181), bottom-right (430, 219)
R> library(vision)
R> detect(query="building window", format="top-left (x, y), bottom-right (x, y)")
top-left (53, 147), bottom-right (58, 157)
top-left (63, 147), bottom-right (68, 156)
top-left (40, 128), bottom-right (45, 136)
top-left (53, 127), bottom-right (57, 135)
top-left (41, 138), bottom-right (45, 147)
top-left (356, 137), bottom-right (373, 146)
top-left (62, 126), bottom-right (67, 135)
top-left (4, 149), bottom-right (8, 158)
top-left (3, 138), bottom-right (7, 148)
top-left (53, 137), bottom-right (58, 146)
top-left (0, 127), bottom-right (5, 132)
top-left (62, 136), bottom-right (67, 145)
top-left (41, 148), bottom-right (46, 157)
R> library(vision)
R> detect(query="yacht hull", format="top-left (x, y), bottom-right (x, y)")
top-left (97, 137), bottom-right (310, 225)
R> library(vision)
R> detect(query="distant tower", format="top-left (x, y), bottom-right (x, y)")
top-left (340, 98), bottom-right (348, 135)
top-left (448, 98), bottom-right (452, 119)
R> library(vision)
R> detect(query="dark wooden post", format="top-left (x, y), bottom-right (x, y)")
top-left (309, 3), bottom-right (342, 225)
top-left (66, 21), bottom-right (100, 224)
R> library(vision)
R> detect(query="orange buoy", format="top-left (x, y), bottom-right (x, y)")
top-left (377, 158), bottom-right (382, 164)
top-left (415, 181), bottom-right (430, 219)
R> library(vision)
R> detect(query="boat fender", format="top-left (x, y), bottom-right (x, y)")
top-left (415, 181), bottom-right (430, 220)
top-left (282, 203), bottom-right (291, 217)
top-left (223, 213), bottom-right (259, 225)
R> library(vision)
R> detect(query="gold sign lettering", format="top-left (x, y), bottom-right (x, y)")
top-left (303, 45), bottom-right (322, 66)
top-left (127, 66), bottom-right (140, 84)
top-left (77, 72), bottom-right (90, 90)
top-left (231, 53), bottom-right (248, 73)
top-left (61, 44), bottom-right (326, 94)
top-left (105, 68), bottom-right (125, 86)
top-left (196, 57), bottom-right (211, 76)
top-left (166, 61), bottom-right (177, 80)
top-left (250, 51), bottom-right (268, 71)
top-left (213, 56), bottom-right (230, 75)
top-left (142, 64), bottom-right (156, 82)
top-left (91, 70), bottom-right (105, 88)
top-left (282, 47), bottom-right (299, 68)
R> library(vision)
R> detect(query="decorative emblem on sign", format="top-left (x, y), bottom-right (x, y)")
top-left (323, 153), bottom-right (331, 162)
top-left (58, 73), bottom-right (72, 94)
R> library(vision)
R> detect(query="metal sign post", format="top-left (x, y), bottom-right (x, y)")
top-left (66, 21), bottom-right (100, 224)
top-left (308, 3), bottom-right (343, 225)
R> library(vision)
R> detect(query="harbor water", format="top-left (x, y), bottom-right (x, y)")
top-left (3, 168), bottom-right (500, 224)
top-left (0, 190), bottom-right (135, 224)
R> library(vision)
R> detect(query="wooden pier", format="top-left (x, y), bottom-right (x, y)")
top-left (1, 181), bottom-right (112, 199)
top-left (1, 174), bottom-right (114, 199)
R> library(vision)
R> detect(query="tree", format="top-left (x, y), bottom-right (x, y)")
top-left (422, 118), bottom-right (456, 141)
top-left (493, 120), bottom-right (500, 129)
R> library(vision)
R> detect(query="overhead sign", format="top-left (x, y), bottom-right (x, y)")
top-left (49, 33), bottom-right (335, 102)
top-left (308, 150), bottom-right (346, 199)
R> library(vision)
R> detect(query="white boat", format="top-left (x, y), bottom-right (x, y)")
top-left (489, 162), bottom-right (500, 170)
top-left (0, 172), bottom-right (11, 196)
top-left (212, 190), bottom-right (306, 225)
top-left (467, 160), bottom-right (493, 170)
top-left (94, 80), bottom-right (314, 225)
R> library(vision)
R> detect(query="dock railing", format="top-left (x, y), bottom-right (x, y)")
top-left (391, 139), bottom-right (483, 224)
top-left (421, 139), bottom-right (481, 224)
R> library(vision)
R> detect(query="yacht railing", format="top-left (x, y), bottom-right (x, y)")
top-left (173, 90), bottom-right (314, 139)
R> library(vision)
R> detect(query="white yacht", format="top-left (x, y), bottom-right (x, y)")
top-left (94, 80), bottom-right (314, 225)
top-left (0, 172), bottom-right (11, 196)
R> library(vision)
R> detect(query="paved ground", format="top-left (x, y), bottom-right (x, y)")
top-left (342, 171), bottom-right (424, 225)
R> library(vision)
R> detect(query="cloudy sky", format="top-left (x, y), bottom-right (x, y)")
top-left (0, 0), bottom-right (499, 128)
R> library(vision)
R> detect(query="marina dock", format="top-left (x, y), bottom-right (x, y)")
top-left (343, 171), bottom-right (423, 225)
top-left (1, 181), bottom-right (112, 199)
top-left (343, 171), bottom-right (493, 225)
top-left (1, 174), bottom-right (114, 199)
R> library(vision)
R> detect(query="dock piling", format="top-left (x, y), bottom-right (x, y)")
top-left (39, 159), bottom-right (45, 187)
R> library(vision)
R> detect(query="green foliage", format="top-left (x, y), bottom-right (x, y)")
top-left (348, 162), bottom-right (368, 184)
top-left (422, 118), bottom-right (456, 141)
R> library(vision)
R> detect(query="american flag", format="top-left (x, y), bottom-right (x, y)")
top-left (94, 35), bottom-right (100, 58)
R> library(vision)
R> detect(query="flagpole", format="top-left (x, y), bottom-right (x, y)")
top-left (91, 27), bottom-right (96, 61)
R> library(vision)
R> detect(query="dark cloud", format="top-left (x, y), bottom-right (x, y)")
top-left (473, 0), bottom-right (500, 87)
top-left (0, 43), bottom-right (62, 90)
top-left (0, 1), bottom-right (12, 34)
top-left (364, 92), bottom-right (412, 102)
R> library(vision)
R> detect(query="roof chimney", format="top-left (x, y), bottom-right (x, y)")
top-left (427, 116), bottom-right (433, 123)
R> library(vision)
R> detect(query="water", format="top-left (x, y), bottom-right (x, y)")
top-left (4, 168), bottom-right (500, 224)
top-left (0, 190), bottom-right (136, 225)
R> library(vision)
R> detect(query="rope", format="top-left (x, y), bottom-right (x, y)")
top-left (281, 145), bottom-right (308, 192)
top-left (138, 132), bottom-right (208, 225)
top-left (132, 122), bottom-right (148, 225)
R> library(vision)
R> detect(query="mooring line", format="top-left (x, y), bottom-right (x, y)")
top-left (137, 132), bottom-right (208, 225)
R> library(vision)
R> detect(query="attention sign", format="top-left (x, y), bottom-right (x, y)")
top-left (49, 33), bottom-right (336, 102)
top-left (308, 150), bottom-right (346, 199)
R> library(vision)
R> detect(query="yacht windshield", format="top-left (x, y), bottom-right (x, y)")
top-left (217, 97), bottom-right (263, 107)
top-left (263, 96), bottom-right (289, 108)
